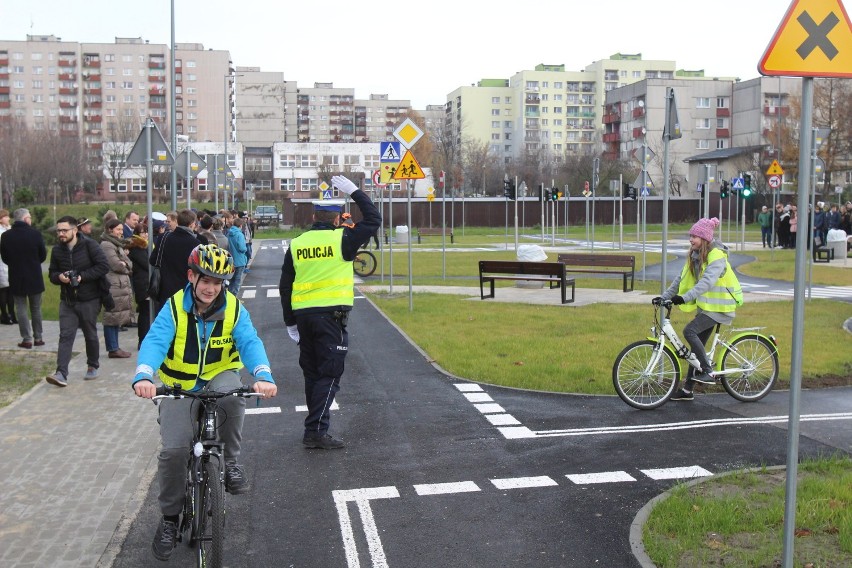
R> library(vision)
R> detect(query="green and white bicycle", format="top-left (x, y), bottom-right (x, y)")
top-left (612, 299), bottom-right (780, 410)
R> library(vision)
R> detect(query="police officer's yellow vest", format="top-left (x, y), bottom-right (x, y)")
top-left (290, 229), bottom-right (354, 310)
top-left (159, 289), bottom-right (242, 389)
top-left (677, 248), bottom-right (743, 313)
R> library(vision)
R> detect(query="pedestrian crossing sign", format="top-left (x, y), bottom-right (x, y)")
top-left (391, 150), bottom-right (425, 180)
top-left (322, 189), bottom-right (332, 199)
top-left (380, 142), bottom-right (402, 162)
top-left (732, 177), bottom-right (745, 190)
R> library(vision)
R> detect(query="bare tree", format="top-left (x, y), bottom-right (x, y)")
top-left (103, 109), bottom-right (142, 194)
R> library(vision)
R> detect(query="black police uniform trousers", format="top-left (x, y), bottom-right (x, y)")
top-left (295, 310), bottom-right (348, 435)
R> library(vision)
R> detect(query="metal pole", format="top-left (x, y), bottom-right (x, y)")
top-left (660, 88), bottom-right (672, 294)
top-left (618, 174), bottom-right (623, 250)
top-left (514, 175), bottom-right (519, 252)
top-left (406, 179), bottom-right (413, 312)
top-left (781, 77), bottom-right (813, 568)
top-left (170, 0), bottom-right (178, 211)
top-left (388, 184), bottom-right (394, 293)
top-left (213, 154), bottom-right (220, 213)
top-left (186, 146), bottom-right (192, 209)
top-left (144, 120), bottom-right (155, 324)
top-left (224, 75), bottom-right (229, 212)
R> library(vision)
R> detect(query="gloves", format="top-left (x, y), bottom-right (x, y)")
top-left (651, 297), bottom-right (663, 306)
top-left (286, 325), bottom-right (300, 344)
top-left (671, 295), bottom-right (685, 305)
top-left (332, 175), bottom-right (358, 196)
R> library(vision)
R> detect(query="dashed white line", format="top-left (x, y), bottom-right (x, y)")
top-left (463, 393), bottom-right (493, 403)
top-left (244, 406), bottom-right (281, 415)
top-left (242, 289), bottom-right (257, 299)
top-left (485, 414), bottom-right (521, 426)
top-left (641, 466), bottom-right (712, 480)
top-left (413, 481), bottom-right (481, 496)
top-left (455, 384), bottom-right (484, 393)
top-left (566, 471), bottom-right (636, 484)
top-left (473, 403), bottom-right (506, 414)
top-left (490, 476), bottom-right (558, 490)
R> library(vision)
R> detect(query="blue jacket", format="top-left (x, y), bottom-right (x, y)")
top-left (226, 225), bottom-right (247, 268)
top-left (132, 283), bottom-right (273, 389)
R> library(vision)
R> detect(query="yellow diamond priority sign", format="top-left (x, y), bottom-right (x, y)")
top-left (759, 0), bottom-right (852, 78)
top-left (393, 118), bottom-right (424, 149)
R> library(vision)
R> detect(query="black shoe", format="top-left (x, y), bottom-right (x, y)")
top-left (0, 315), bottom-right (12, 325)
top-left (670, 388), bottom-right (694, 401)
top-left (152, 518), bottom-right (179, 561)
top-left (692, 371), bottom-right (716, 385)
top-left (303, 433), bottom-right (345, 449)
top-left (126, 322), bottom-right (138, 328)
top-left (225, 463), bottom-right (250, 494)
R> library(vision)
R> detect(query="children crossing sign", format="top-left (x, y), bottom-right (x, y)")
top-left (392, 150), bottom-right (425, 180)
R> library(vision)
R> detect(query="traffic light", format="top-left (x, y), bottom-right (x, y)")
top-left (539, 183), bottom-right (547, 202)
top-left (623, 183), bottom-right (637, 200)
top-left (720, 180), bottom-right (729, 199)
top-left (550, 186), bottom-right (558, 201)
top-left (741, 174), bottom-right (752, 198)
top-left (503, 179), bottom-right (516, 200)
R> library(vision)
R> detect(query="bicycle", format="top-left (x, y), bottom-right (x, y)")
top-left (153, 384), bottom-right (263, 568)
top-left (612, 299), bottom-right (779, 410)
top-left (353, 248), bottom-right (377, 277)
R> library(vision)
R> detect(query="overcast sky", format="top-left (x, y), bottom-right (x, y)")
top-left (2, 0), bottom-right (799, 108)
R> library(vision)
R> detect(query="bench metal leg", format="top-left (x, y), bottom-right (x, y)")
top-left (480, 278), bottom-right (495, 300)
top-left (561, 279), bottom-right (575, 304)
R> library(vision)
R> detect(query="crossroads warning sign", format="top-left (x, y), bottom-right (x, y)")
top-left (391, 150), bottom-right (425, 180)
top-left (766, 159), bottom-right (785, 176)
top-left (759, 0), bottom-right (852, 78)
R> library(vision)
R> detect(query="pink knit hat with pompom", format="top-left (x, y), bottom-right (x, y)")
top-left (689, 217), bottom-right (720, 242)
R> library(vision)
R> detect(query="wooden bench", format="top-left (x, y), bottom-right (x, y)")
top-left (557, 253), bottom-right (636, 292)
top-left (813, 237), bottom-right (834, 263)
top-left (479, 261), bottom-right (575, 304)
top-left (417, 227), bottom-right (454, 244)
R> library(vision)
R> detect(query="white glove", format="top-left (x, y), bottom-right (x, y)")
top-left (286, 325), bottom-right (300, 344)
top-left (332, 175), bottom-right (358, 196)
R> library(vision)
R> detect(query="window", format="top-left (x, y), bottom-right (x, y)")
top-left (123, 68), bottom-right (132, 76)
top-left (32, 80), bottom-right (42, 89)
top-left (364, 155), bottom-right (379, 168)
top-left (491, 133), bottom-right (500, 140)
top-left (106, 81), bottom-right (116, 89)
top-left (122, 55), bottom-right (132, 62)
top-left (554, 94), bottom-right (562, 101)
top-left (245, 156), bottom-right (272, 171)
top-left (695, 118), bottom-right (711, 129)
top-left (111, 180), bottom-right (128, 193)
top-left (303, 178), bottom-right (319, 191)
top-left (121, 81), bottom-right (133, 89)
top-left (492, 109), bottom-right (500, 116)
top-left (344, 155), bottom-right (360, 166)
top-left (696, 139), bottom-right (711, 149)
top-left (33, 66), bottom-right (43, 75)
top-left (188, 100), bottom-right (197, 107)
top-left (299, 154), bottom-right (318, 167)
top-left (131, 179), bottom-right (146, 192)
top-left (186, 74), bottom-right (196, 81)
top-left (716, 118), bottom-right (727, 128)
top-left (12, 66), bottom-right (24, 74)
top-left (104, 54), bottom-right (115, 62)
top-left (186, 60), bottom-right (196, 67)
top-left (124, 95), bottom-right (133, 103)
top-left (632, 70), bottom-right (641, 78)
top-left (716, 97), bottom-right (728, 108)
top-left (716, 139), bottom-right (727, 149)
top-left (105, 95), bottom-right (116, 102)
top-left (504, 96), bottom-right (511, 104)
top-left (696, 97), bottom-right (711, 108)
top-left (554, 82), bottom-right (563, 89)
top-left (279, 154), bottom-right (296, 167)
top-left (491, 96), bottom-right (500, 104)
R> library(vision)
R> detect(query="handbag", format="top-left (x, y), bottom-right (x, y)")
top-left (147, 265), bottom-right (161, 298)
top-left (100, 276), bottom-right (116, 311)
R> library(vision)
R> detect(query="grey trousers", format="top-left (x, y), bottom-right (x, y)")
top-left (156, 371), bottom-right (246, 516)
top-left (57, 299), bottom-right (101, 378)
top-left (14, 293), bottom-right (42, 343)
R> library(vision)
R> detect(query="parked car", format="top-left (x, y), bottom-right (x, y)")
top-left (254, 205), bottom-right (280, 227)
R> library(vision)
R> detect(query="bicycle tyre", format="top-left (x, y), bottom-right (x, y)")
top-left (353, 250), bottom-right (377, 277)
top-left (720, 334), bottom-right (779, 402)
top-left (196, 460), bottom-right (225, 568)
top-left (613, 340), bottom-right (679, 410)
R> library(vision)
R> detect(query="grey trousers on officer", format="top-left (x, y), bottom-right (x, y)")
top-left (156, 371), bottom-right (246, 516)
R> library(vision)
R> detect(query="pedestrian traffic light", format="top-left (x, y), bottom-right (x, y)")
top-left (720, 180), bottom-right (729, 199)
top-left (741, 174), bottom-right (752, 198)
top-left (623, 183), bottom-right (637, 200)
top-left (504, 179), bottom-right (516, 200)
top-left (539, 183), bottom-right (547, 202)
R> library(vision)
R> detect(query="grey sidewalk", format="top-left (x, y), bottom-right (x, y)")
top-left (0, 320), bottom-right (160, 568)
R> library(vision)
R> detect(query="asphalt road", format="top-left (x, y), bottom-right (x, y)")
top-left (110, 240), bottom-right (851, 567)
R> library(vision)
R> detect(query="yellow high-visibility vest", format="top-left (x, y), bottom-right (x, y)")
top-left (677, 248), bottom-right (743, 313)
top-left (290, 229), bottom-right (353, 310)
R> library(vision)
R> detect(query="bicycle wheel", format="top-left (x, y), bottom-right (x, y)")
top-left (720, 334), bottom-right (778, 402)
top-left (196, 460), bottom-right (225, 568)
top-left (353, 250), bottom-right (377, 277)
top-left (613, 340), bottom-right (679, 410)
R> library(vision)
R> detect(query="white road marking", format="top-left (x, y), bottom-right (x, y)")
top-left (463, 393), bottom-right (493, 403)
top-left (267, 289), bottom-right (280, 298)
top-left (473, 403), bottom-right (505, 414)
top-left (641, 465), bottom-right (712, 480)
top-left (242, 289), bottom-right (257, 299)
top-left (490, 476), bottom-right (558, 490)
top-left (333, 486), bottom-right (399, 568)
top-left (413, 481), bottom-right (481, 496)
top-left (454, 383), bottom-right (484, 392)
top-left (485, 414), bottom-right (521, 426)
top-left (566, 471), bottom-right (636, 484)
top-left (295, 401), bottom-right (339, 412)
top-left (244, 406), bottom-right (281, 415)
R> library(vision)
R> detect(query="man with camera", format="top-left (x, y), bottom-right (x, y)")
top-left (46, 216), bottom-right (110, 387)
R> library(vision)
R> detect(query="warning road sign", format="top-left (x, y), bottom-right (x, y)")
top-left (391, 150), bottom-right (425, 180)
top-left (766, 159), bottom-right (785, 176)
top-left (759, 0), bottom-right (852, 78)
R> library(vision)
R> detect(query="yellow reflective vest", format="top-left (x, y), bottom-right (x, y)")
top-left (158, 288), bottom-right (242, 389)
top-left (290, 229), bottom-right (354, 311)
top-left (677, 248), bottom-right (743, 313)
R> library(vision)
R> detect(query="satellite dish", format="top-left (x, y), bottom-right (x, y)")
top-left (637, 100), bottom-right (645, 108)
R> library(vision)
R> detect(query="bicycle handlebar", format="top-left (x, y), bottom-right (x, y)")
top-left (152, 384), bottom-right (263, 402)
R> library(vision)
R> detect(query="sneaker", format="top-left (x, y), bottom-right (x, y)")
top-left (84, 367), bottom-right (99, 381)
top-left (225, 463), bottom-right (250, 494)
top-left (151, 517), bottom-right (179, 561)
top-left (670, 388), bottom-right (694, 401)
top-left (692, 372), bottom-right (716, 385)
top-left (302, 433), bottom-right (345, 450)
top-left (45, 372), bottom-right (67, 387)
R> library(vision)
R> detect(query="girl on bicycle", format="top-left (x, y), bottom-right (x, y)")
top-left (655, 217), bottom-right (743, 401)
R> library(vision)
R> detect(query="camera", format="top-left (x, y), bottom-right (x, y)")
top-left (64, 270), bottom-right (80, 287)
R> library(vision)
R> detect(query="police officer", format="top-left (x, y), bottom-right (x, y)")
top-left (279, 175), bottom-right (381, 449)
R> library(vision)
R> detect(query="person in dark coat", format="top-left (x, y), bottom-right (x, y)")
top-left (149, 208), bottom-right (200, 314)
top-left (0, 208), bottom-right (47, 348)
top-left (127, 224), bottom-right (151, 347)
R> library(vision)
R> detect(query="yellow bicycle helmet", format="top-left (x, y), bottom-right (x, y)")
top-left (188, 244), bottom-right (234, 279)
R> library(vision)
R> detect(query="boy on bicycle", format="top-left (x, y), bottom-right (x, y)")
top-left (132, 244), bottom-right (277, 561)
top-left (654, 217), bottom-right (743, 401)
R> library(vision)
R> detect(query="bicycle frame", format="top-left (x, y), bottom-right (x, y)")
top-left (646, 305), bottom-right (776, 378)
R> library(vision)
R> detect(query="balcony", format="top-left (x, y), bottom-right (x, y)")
top-left (148, 61), bottom-right (166, 69)
top-left (525, 96), bottom-right (541, 104)
top-left (716, 107), bottom-right (730, 117)
top-left (0, 86), bottom-right (9, 94)
top-left (633, 127), bottom-right (645, 139)
top-left (84, 100), bottom-right (102, 108)
top-left (764, 105), bottom-right (790, 117)
top-left (0, 57), bottom-right (8, 66)
top-left (603, 151), bottom-right (618, 161)
top-left (59, 72), bottom-right (76, 81)
top-left (0, 101), bottom-right (9, 109)
top-left (86, 142), bottom-right (103, 149)
top-left (148, 102), bottom-right (166, 109)
top-left (716, 128), bottom-right (730, 138)
top-left (59, 116), bottom-right (78, 123)
top-left (602, 132), bottom-right (621, 143)
top-left (602, 111), bottom-right (621, 124)
top-left (59, 101), bottom-right (77, 108)
top-left (84, 115), bottom-right (102, 122)
top-left (58, 58), bottom-right (76, 67)
top-left (83, 58), bottom-right (101, 68)
top-left (59, 87), bottom-right (76, 95)
top-left (0, 72), bottom-right (8, 80)
top-left (149, 75), bottom-right (165, 82)
top-left (83, 73), bottom-right (101, 82)
top-left (83, 87), bottom-right (101, 95)
top-left (59, 128), bottom-right (78, 136)
top-left (149, 87), bottom-right (166, 96)
top-left (632, 107), bottom-right (645, 118)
